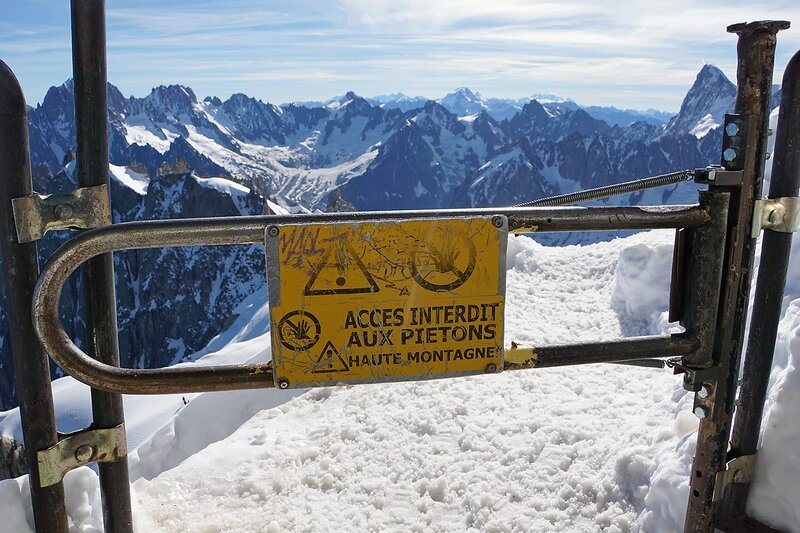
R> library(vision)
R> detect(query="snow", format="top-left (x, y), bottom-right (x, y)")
top-left (124, 119), bottom-right (174, 154)
top-left (194, 176), bottom-right (250, 197)
top-left (689, 113), bottom-right (719, 139)
top-left (747, 300), bottom-right (800, 530)
top-left (2, 227), bottom-right (799, 532)
top-left (110, 164), bottom-right (149, 195)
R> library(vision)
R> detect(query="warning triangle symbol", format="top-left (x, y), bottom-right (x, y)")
top-left (304, 244), bottom-right (379, 296)
top-left (312, 340), bottom-right (349, 374)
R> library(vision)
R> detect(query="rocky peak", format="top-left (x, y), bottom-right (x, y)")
top-left (144, 84), bottom-right (198, 114)
top-left (663, 64), bottom-right (736, 138)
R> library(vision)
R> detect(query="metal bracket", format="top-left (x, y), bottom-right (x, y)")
top-left (751, 197), bottom-right (800, 238)
top-left (37, 423), bottom-right (126, 487)
top-left (11, 184), bottom-right (111, 243)
top-left (713, 454), bottom-right (757, 502)
top-left (694, 165), bottom-right (745, 186)
top-left (669, 359), bottom-right (720, 392)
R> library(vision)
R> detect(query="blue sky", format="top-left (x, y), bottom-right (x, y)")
top-left (4, 0), bottom-right (800, 112)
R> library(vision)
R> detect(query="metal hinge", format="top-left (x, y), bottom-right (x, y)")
top-left (751, 197), bottom-right (800, 238)
top-left (11, 184), bottom-right (111, 243)
top-left (37, 423), bottom-right (126, 487)
top-left (713, 454), bottom-right (756, 502)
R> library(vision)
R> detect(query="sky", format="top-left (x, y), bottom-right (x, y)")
top-left (3, 0), bottom-right (800, 112)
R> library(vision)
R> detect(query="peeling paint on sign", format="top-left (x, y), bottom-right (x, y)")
top-left (265, 217), bottom-right (507, 388)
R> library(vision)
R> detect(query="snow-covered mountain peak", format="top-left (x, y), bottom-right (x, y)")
top-left (663, 64), bottom-right (736, 138)
top-left (144, 84), bottom-right (199, 113)
top-left (439, 87), bottom-right (489, 116)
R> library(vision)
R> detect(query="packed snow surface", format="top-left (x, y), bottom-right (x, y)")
top-left (2, 229), bottom-right (799, 532)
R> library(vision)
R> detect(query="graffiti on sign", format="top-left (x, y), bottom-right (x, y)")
top-left (265, 217), bottom-right (507, 387)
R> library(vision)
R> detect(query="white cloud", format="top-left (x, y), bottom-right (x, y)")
top-left (7, 0), bottom-right (800, 110)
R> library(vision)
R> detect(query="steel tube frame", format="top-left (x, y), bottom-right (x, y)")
top-left (0, 60), bottom-right (69, 533)
top-left (684, 20), bottom-right (790, 533)
top-left (32, 205), bottom-right (707, 395)
top-left (69, 1), bottom-right (133, 530)
top-left (722, 49), bottom-right (800, 523)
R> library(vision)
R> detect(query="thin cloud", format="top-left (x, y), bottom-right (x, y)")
top-left (5, 0), bottom-right (799, 110)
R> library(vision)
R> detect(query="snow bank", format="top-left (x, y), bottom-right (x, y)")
top-left (0, 467), bottom-right (112, 533)
top-left (611, 239), bottom-right (678, 336)
top-left (747, 300), bottom-right (800, 532)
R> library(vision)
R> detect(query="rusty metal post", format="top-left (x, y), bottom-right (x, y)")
top-left (683, 20), bottom-right (789, 532)
top-left (0, 61), bottom-right (69, 532)
top-left (721, 48), bottom-right (800, 526)
top-left (70, 0), bottom-right (134, 531)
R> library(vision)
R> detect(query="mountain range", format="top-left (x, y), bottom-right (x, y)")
top-left (0, 64), bottom-right (775, 409)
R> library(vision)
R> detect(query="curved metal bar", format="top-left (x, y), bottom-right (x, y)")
top-left (33, 206), bottom-right (707, 395)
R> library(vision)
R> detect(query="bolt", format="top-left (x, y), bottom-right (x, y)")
top-left (486, 363), bottom-right (497, 373)
top-left (697, 384), bottom-right (712, 399)
top-left (509, 219), bottom-right (519, 230)
top-left (492, 216), bottom-right (504, 229)
top-left (694, 405), bottom-right (708, 419)
top-left (768, 128), bottom-right (774, 136)
top-left (277, 378), bottom-right (290, 389)
top-left (53, 203), bottom-right (74, 221)
top-left (267, 226), bottom-right (279, 237)
top-left (733, 469), bottom-right (744, 483)
top-left (768, 208), bottom-right (783, 225)
top-left (765, 152), bottom-right (771, 160)
top-left (725, 122), bottom-right (740, 137)
top-left (723, 148), bottom-right (738, 162)
top-left (74, 444), bottom-right (95, 463)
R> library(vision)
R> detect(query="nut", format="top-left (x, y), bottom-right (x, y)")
top-left (486, 363), bottom-right (497, 373)
top-left (277, 378), bottom-right (290, 389)
top-left (725, 122), bottom-right (740, 137)
top-left (723, 148), bottom-right (737, 162)
top-left (492, 216), bottom-right (504, 229)
top-left (694, 405), bottom-right (708, 419)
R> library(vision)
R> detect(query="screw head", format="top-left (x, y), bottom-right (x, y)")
top-left (694, 406), bottom-right (708, 419)
top-left (486, 363), bottom-right (497, 373)
top-left (268, 226), bottom-right (279, 237)
top-left (277, 378), bottom-right (290, 389)
top-left (725, 122), bottom-right (740, 137)
top-left (723, 148), bottom-right (738, 162)
top-left (74, 444), bottom-right (95, 463)
top-left (492, 216), bottom-right (504, 229)
top-left (54, 204), bottom-right (74, 221)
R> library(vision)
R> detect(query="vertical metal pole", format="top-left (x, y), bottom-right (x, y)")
top-left (683, 20), bottom-right (789, 533)
top-left (722, 49), bottom-right (800, 524)
top-left (0, 61), bottom-right (69, 532)
top-left (70, 1), bottom-right (134, 531)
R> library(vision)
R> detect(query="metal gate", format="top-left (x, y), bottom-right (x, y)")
top-left (0, 3), bottom-right (798, 531)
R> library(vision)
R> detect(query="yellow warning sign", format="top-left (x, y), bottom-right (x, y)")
top-left (265, 217), bottom-right (507, 388)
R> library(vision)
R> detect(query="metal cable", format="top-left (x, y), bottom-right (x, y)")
top-left (516, 169), bottom-right (695, 207)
